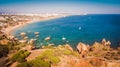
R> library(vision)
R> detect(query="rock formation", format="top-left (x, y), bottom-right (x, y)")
top-left (34, 32), bottom-right (39, 35)
top-left (45, 36), bottom-right (51, 41)
top-left (65, 44), bottom-right (73, 51)
top-left (73, 59), bottom-right (93, 67)
top-left (77, 42), bottom-right (89, 53)
top-left (76, 42), bottom-right (89, 58)
top-left (102, 38), bottom-right (111, 46)
top-left (20, 32), bottom-right (26, 37)
top-left (19, 40), bottom-right (27, 43)
top-left (28, 39), bottom-right (35, 44)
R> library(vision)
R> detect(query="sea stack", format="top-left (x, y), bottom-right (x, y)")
top-left (45, 36), bottom-right (51, 41)
top-left (29, 39), bottom-right (35, 44)
top-left (20, 32), bottom-right (26, 37)
top-left (34, 32), bottom-right (39, 35)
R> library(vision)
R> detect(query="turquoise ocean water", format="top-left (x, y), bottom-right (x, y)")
top-left (12, 14), bottom-right (120, 48)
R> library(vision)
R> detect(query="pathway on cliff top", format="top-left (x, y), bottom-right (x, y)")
top-left (26, 49), bottom-right (47, 61)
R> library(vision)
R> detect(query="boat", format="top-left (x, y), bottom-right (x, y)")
top-left (79, 26), bottom-right (81, 30)
top-left (62, 36), bottom-right (66, 40)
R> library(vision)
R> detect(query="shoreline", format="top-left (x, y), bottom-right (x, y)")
top-left (3, 15), bottom-right (64, 35)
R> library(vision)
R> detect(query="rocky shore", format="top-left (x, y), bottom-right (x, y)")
top-left (0, 14), bottom-right (120, 67)
top-left (1, 35), bottom-right (120, 67)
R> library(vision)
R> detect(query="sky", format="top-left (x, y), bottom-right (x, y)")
top-left (0, 0), bottom-right (120, 14)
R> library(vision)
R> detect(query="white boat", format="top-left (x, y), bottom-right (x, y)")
top-left (62, 36), bottom-right (66, 40)
top-left (79, 27), bottom-right (81, 30)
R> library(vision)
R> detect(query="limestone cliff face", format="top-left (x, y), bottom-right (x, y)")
top-left (73, 60), bottom-right (93, 67)
top-left (72, 58), bottom-right (120, 67)
top-left (65, 44), bottom-right (73, 51)
top-left (76, 42), bottom-right (89, 53)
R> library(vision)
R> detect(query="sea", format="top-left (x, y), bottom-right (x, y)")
top-left (12, 14), bottom-right (120, 48)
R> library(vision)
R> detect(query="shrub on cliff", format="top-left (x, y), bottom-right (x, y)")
top-left (28, 59), bottom-right (50, 67)
top-left (16, 62), bottom-right (30, 67)
top-left (11, 50), bottom-right (30, 63)
top-left (0, 45), bottom-right (9, 58)
top-left (16, 59), bottom-right (51, 67)
top-left (37, 50), bottom-right (60, 64)
top-left (63, 49), bottom-right (72, 55)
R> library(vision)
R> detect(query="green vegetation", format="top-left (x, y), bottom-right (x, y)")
top-left (102, 48), bottom-right (108, 51)
top-left (0, 45), bottom-right (9, 58)
top-left (71, 51), bottom-right (80, 57)
top-left (63, 49), bottom-right (72, 55)
top-left (11, 50), bottom-right (30, 63)
top-left (16, 59), bottom-right (51, 67)
top-left (88, 53), bottom-right (93, 56)
top-left (89, 60), bottom-right (94, 65)
top-left (28, 59), bottom-right (50, 67)
top-left (37, 50), bottom-right (60, 64)
top-left (16, 62), bottom-right (29, 67)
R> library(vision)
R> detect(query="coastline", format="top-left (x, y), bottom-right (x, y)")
top-left (4, 15), bottom-right (64, 35)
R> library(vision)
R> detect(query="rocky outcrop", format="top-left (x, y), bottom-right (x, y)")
top-left (28, 39), bottom-right (35, 44)
top-left (107, 62), bottom-right (120, 67)
top-left (65, 44), bottom-right (73, 51)
top-left (0, 39), bottom-right (9, 45)
top-left (34, 32), bottom-right (39, 35)
top-left (76, 42), bottom-right (89, 53)
top-left (20, 32), bottom-right (26, 37)
top-left (21, 45), bottom-right (35, 51)
top-left (19, 40), bottom-right (27, 43)
top-left (102, 38), bottom-right (111, 46)
top-left (45, 36), bottom-right (51, 41)
top-left (73, 59), bottom-right (93, 67)
top-left (76, 42), bottom-right (90, 58)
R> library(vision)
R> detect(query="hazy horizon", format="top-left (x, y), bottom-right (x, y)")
top-left (0, 0), bottom-right (120, 14)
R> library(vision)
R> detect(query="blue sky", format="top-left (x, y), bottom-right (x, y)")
top-left (0, 0), bottom-right (120, 14)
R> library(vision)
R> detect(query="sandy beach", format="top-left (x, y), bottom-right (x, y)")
top-left (3, 15), bottom-right (63, 35)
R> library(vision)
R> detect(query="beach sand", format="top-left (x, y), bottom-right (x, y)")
top-left (4, 15), bottom-right (63, 35)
